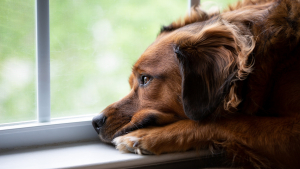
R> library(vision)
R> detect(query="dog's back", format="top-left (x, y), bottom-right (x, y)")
top-left (93, 0), bottom-right (300, 168)
top-left (236, 0), bottom-right (300, 116)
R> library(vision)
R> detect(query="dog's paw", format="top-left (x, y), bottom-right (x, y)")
top-left (112, 130), bottom-right (155, 155)
top-left (111, 120), bottom-right (199, 155)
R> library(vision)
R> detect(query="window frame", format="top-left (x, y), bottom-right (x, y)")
top-left (36, 0), bottom-right (50, 123)
top-left (0, 0), bottom-right (200, 150)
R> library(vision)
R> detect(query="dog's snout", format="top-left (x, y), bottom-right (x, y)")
top-left (92, 113), bottom-right (107, 134)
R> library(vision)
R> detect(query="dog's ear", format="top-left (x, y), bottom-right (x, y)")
top-left (174, 19), bottom-right (255, 121)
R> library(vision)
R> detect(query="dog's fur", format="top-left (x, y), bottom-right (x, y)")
top-left (94, 0), bottom-right (300, 168)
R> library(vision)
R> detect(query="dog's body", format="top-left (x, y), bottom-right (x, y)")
top-left (92, 0), bottom-right (300, 168)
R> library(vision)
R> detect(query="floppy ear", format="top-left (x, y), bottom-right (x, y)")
top-left (174, 19), bottom-right (254, 121)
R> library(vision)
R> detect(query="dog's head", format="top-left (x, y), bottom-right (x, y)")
top-left (92, 7), bottom-right (258, 143)
top-left (92, 33), bottom-right (185, 143)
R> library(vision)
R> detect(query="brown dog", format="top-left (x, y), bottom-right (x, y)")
top-left (92, 0), bottom-right (300, 168)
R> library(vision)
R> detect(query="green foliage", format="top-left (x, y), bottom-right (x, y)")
top-left (49, 0), bottom-right (188, 117)
top-left (0, 0), bottom-right (36, 123)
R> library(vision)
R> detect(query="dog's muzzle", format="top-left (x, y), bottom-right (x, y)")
top-left (92, 113), bottom-right (107, 134)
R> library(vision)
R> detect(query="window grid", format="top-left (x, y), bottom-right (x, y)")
top-left (36, 0), bottom-right (50, 123)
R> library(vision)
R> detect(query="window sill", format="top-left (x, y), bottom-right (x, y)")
top-left (0, 116), bottom-right (228, 168)
top-left (0, 115), bottom-right (98, 149)
top-left (0, 141), bottom-right (221, 169)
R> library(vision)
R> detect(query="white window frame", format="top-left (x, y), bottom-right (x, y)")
top-left (0, 0), bottom-right (200, 150)
top-left (36, 0), bottom-right (50, 123)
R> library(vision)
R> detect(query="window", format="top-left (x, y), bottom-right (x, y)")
top-left (49, 0), bottom-right (187, 118)
top-left (0, 0), bottom-right (238, 149)
top-left (0, 0), bottom-right (36, 124)
top-left (201, 0), bottom-right (239, 11)
top-left (0, 0), bottom-right (187, 125)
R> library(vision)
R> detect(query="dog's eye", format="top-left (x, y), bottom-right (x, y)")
top-left (140, 75), bottom-right (150, 86)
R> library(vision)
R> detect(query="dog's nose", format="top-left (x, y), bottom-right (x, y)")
top-left (92, 113), bottom-right (107, 134)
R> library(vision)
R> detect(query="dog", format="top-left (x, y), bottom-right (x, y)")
top-left (92, 0), bottom-right (300, 168)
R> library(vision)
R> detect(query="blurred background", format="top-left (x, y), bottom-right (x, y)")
top-left (0, 0), bottom-right (238, 124)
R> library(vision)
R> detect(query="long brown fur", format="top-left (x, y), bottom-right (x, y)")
top-left (92, 0), bottom-right (300, 168)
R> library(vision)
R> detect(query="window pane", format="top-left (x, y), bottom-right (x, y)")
top-left (50, 0), bottom-right (187, 118)
top-left (0, 0), bottom-right (36, 124)
top-left (201, 0), bottom-right (239, 11)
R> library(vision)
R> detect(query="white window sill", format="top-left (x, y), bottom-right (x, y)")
top-left (0, 116), bottom-right (228, 168)
top-left (0, 115), bottom-right (98, 149)
top-left (0, 141), bottom-right (220, 169)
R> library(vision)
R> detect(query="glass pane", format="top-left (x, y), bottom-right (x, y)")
top-left (0, 0), bottom-right (36, 124)
top-left (50, 0), bottom-right (187, 118)
top-left (201, 0), bottom-right (239, 11)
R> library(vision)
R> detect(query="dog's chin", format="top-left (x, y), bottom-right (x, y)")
top-left (98, 134), bottom-right (113, 144)
top-left (98, 126), bottom-right (136, 144)
top-left (98, 128), bottom-right (118, 144)
top-left (100, 115), bottom-right (157, 143)
top-left (112, 127), bottom-right (137, 140)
